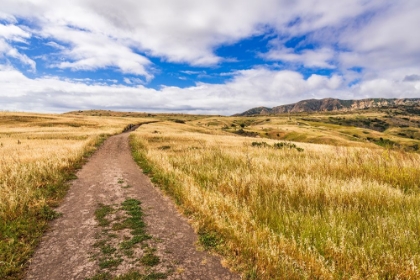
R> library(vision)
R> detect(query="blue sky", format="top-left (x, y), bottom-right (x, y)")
top-left (1, 0), bottom-right (420, 114)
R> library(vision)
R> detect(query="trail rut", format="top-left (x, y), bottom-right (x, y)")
top-left (25, 132), bottom-right (239, 280)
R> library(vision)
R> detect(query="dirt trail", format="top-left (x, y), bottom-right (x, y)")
top-left (25, 132), bottom-right (239, 280)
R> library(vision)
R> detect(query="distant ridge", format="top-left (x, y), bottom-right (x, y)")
top-left (235, 98), bottom-right (420, 116)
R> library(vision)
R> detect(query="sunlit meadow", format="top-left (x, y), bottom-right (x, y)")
top-left (131, 121), bottom-right (420, 279)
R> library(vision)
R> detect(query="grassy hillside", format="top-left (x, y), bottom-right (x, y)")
top-left (0, 112), bottom-right (153, 279)
top-left (130, 113), bottom-right (420, 279)
top-left (216, 110), bottom-right (420, 152)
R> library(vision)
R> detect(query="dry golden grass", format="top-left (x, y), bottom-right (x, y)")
top-left (0, 112), bottom-right (153, 279)
top-left (131, 121), bottom-right (420, 279)
top-left (204, 112), bottom-right (420, 151)
top-left (2, 110), bottom-right (419, 279)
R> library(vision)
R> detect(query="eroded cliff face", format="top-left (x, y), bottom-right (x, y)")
top-left (349, 98), bottom-right (420, 110)
top-left (350, 99), bottom-right (390, 110)
top-left (237, 98), bottom-right (420, 116)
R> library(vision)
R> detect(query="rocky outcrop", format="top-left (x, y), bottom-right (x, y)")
top-left (236, 98), bottom-right (420, 116)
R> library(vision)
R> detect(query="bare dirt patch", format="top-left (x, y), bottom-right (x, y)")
top-left (25, 132), bottom-right (239, 280)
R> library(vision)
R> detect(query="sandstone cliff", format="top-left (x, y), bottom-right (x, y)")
top-left (236, 98), bottom-right (420, 116)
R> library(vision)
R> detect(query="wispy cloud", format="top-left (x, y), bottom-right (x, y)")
top-left (263, 46), bottom-right (335, 69)
top-left (45, 41), bottom-right (66, 50)
top-left (42, 25), bottom-right (153, 79)
top-left (0, 23), bottom-right (35, 71)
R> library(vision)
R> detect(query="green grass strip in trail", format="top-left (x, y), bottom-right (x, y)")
top-left (88, 198), bottom-right (168, 280)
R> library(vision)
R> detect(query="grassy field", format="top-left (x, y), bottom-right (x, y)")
top-left (2, 109), bottom-right (420, 279)
top-left (0, 112), bottom-right (153, 279)
top-left (130, 114), bottom-right (420, 279)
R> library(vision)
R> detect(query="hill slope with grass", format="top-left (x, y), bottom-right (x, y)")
top-left (130, 118), bottom-right (420, 279)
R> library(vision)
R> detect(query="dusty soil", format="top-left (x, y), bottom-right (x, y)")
top-left (25, 132), bottom-right (239, 280)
